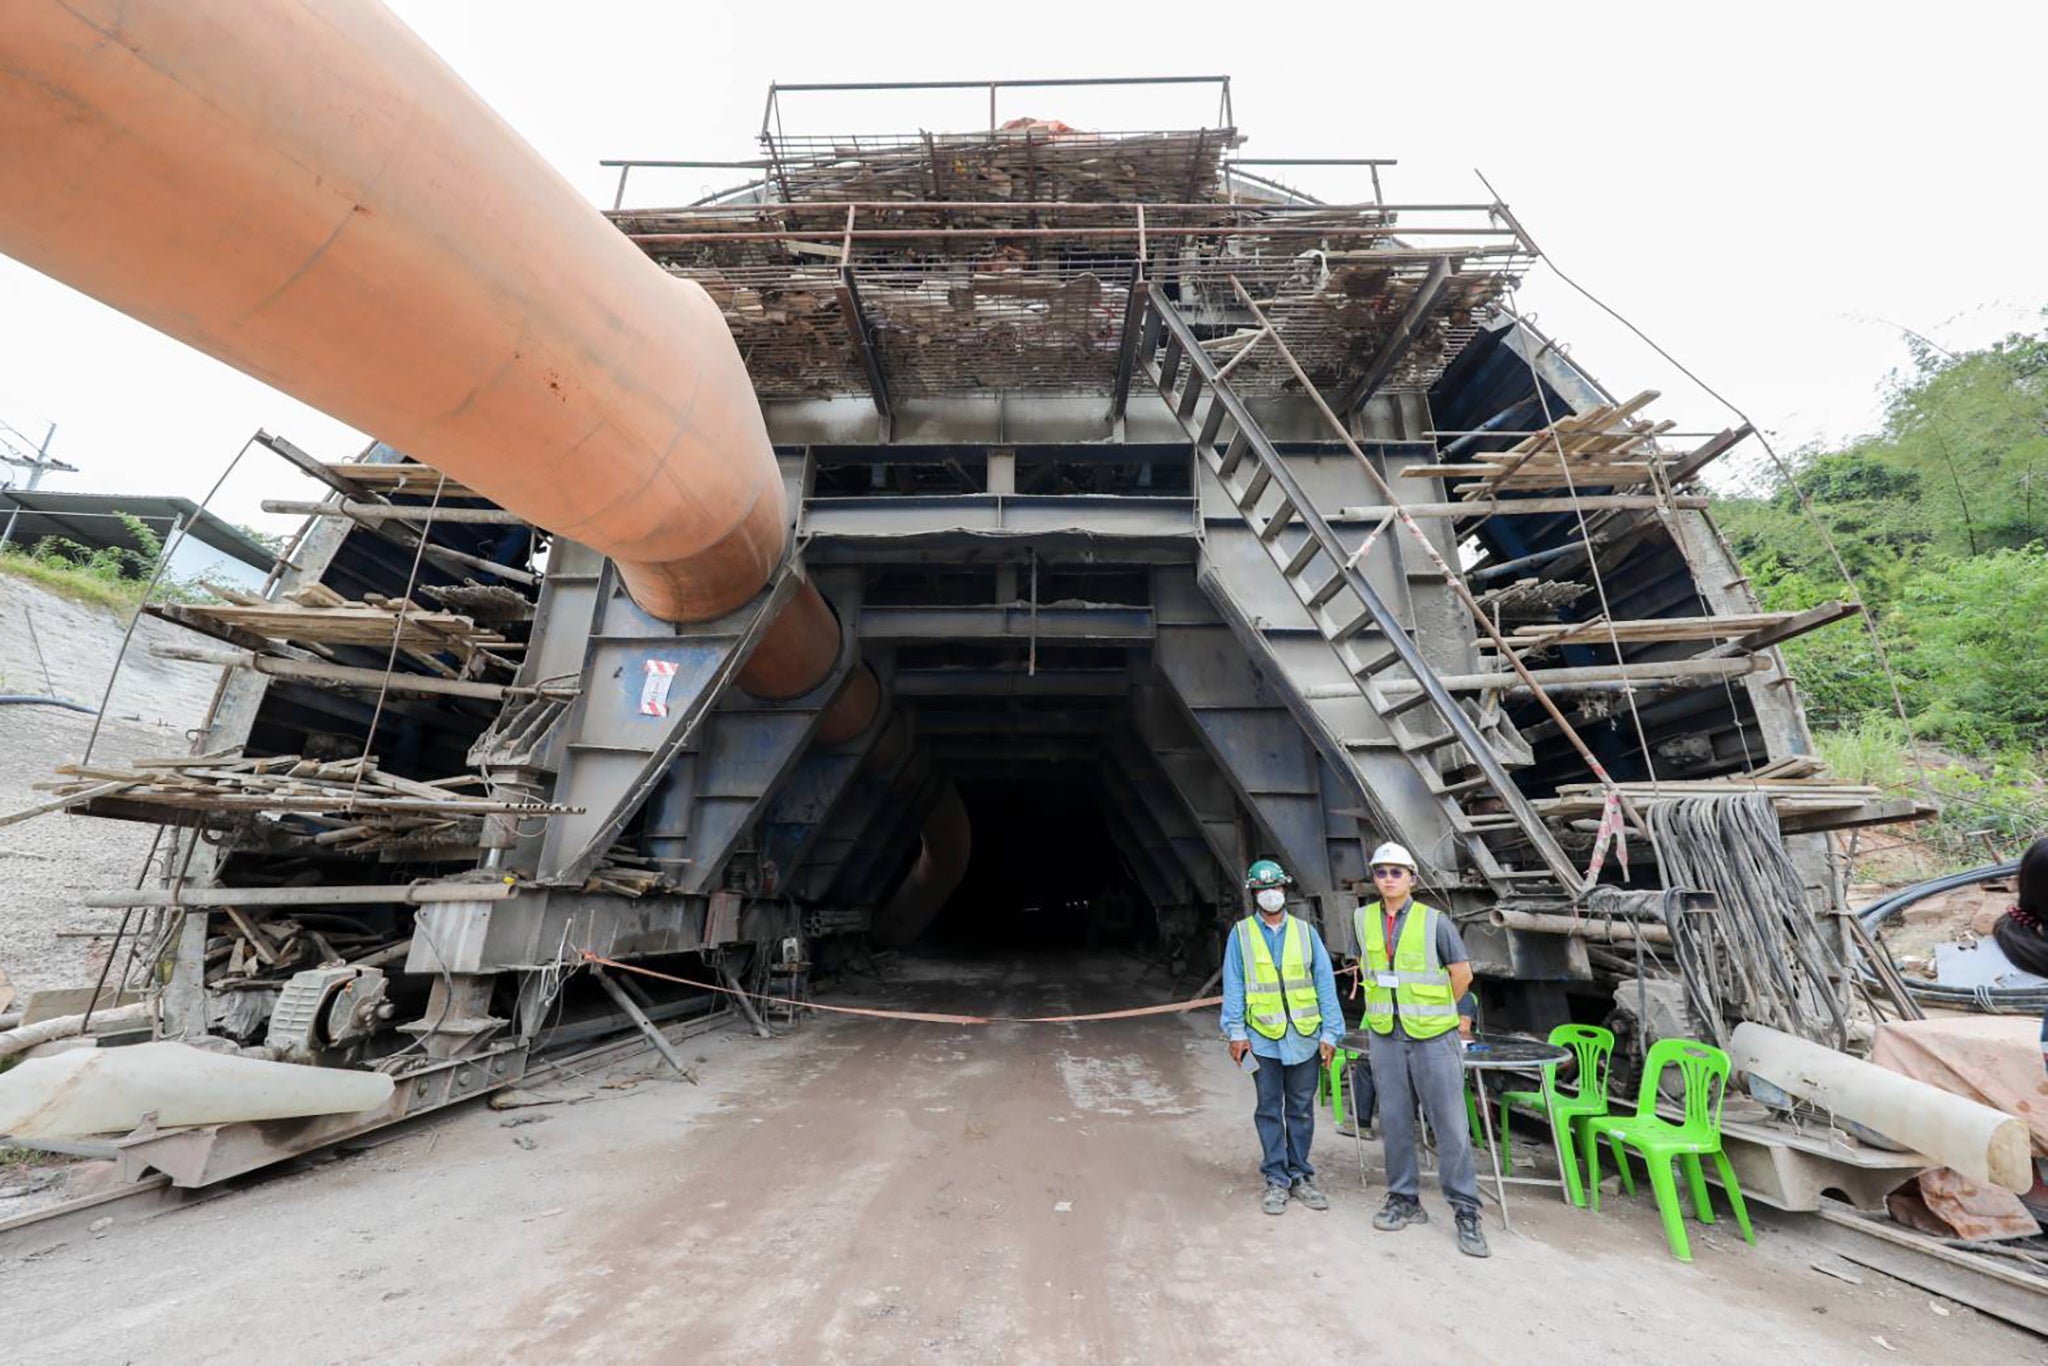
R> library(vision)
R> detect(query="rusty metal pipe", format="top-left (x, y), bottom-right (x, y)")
top-left (0, 0), bottom-right (865, 720)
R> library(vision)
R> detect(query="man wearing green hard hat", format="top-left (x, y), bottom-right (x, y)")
top-left (1220, 857), bottom-right (1346, 1215)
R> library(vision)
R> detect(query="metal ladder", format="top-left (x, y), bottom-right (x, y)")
top-left (1136, 291), bottom-right (1582, 900)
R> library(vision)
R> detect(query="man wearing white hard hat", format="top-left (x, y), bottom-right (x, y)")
top-left (1355, 841), bottom-right (1489, 1258)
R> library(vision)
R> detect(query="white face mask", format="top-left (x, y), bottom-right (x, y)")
top-left (1255, 888), bottom-right (1286, 913)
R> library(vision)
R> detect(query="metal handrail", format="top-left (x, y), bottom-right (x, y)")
top-left (1148, 295), bottom-right (1585, 895)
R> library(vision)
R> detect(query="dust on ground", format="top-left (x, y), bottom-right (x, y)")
top-left (0, 573), bottom-right (218, 995)
top-left (0, 953), bottom-right (2037, 1364)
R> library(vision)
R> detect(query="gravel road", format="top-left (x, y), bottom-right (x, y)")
top-left (0, 953), bottom-right (2030, 1364)
top-left (0, 574), bottom-right (218, 995)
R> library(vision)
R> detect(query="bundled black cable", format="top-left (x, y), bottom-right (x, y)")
top-left (1647, 793), bottom-right (1850, 1049)
top-left (1857, 847), bottom-right (2048, 1014)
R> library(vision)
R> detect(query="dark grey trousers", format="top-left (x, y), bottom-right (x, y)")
top-left (1367, 1027), bottom-right (1481, 1215)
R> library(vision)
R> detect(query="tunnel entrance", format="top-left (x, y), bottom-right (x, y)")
top-left (920, 779), bottom-right (1157, 954)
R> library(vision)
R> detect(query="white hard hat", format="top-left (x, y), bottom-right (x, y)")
top-left (1369, 842), bottom-right (1417, 871)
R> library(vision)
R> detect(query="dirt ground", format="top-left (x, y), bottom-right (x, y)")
top-left (0, 573), bottom-right (219, 995)
top-left (0, 954), bottom-right (2037, 1365)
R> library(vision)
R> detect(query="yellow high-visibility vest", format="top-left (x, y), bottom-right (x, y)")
top-left (1238, 914), bottom-right (1322, 1041)
top-left (1355, 900), bottom-right (1457, 1039)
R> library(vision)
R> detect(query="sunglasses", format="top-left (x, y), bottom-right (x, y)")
top-left (1371, 865), bottom-right (1412, 878)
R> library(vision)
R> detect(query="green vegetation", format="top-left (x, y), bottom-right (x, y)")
top-left (1715, 320), bottom-right (2048, 863)
top-left (0, 511), bottom-right (210, 611)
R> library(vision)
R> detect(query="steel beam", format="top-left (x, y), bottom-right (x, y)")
top-left (836, 266), bottom-right (894, 435)
top-left (802, 493), bottom-right (1196, 544)
top-left (1151, 572), bottom-right (1342, 897)
top-left (797, 737), bottom-right (929, 903)
top-left (644, 637), bottom-right (859, 895)
top-left (891, 669), bottom-right (1131, 698)
top-left (534, 562), bottom-right (800, 886)
top-left (1337, 256), bottom-right (1453, 414)
top-left (1128, 680), bottom-right (1248, 886)
top-left (857, 603), bottom-right (1153, 644)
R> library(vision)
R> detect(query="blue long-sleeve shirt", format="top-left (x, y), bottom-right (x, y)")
top-left (1220, 913), bottom-right (1346, 1064)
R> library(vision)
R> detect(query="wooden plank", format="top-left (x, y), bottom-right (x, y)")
top-left (319, 462), bottom-right (475, 499)
top-left (1506, 612), bottom-right (1817, 649)
top-left (1667, 423), bottom-right (1753, 485)
top-left (1777, 796), bottom-right (1936, 834)
top-left (1709, 600), bottom-right (1863, 656)
top-left (1400, 462), bottom-right (1658, 482)
top-left (0, 781), bottom-right (138, 830)
top-left (262, 498), bottom-right (525, 525)
top-left (1809, 1204), bottom-right (2048, 1337)
top-left (148, 644), bottom-right (530, 702)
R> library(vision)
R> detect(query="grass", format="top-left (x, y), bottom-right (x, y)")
top-left (1814, 715), bottom-right (1914, 788)
top-left (1815, 715), bottom-right (2048, 872)
top-left (0, 547), bottom-right (148, 612)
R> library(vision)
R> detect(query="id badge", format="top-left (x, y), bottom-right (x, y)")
top-left (1375, 972), bottom-right (1400, 989)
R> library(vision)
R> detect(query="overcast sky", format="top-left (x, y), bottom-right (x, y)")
top-left (0, 0), bottom-right (2040, 534)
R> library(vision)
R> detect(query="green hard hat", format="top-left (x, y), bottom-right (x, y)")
top-left (1244, 859), bottom-right (1291, 890)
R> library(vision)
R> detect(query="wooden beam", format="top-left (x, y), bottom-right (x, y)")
top-left (1317, 655), bottom-right (1768, 697)
top-left (318, 463), bottom-right (476, 500)
top-left (256, 431), bottom-right (370, 499)
top-left (81, 882), bottom-right (517, 909)
top-left (1705, 599), bottom-right (1862, 656)
top-left (1333, 493), bottom-right (1710, 522)
top-left (1506, 611), bottom-right (1829, 649)
top-left (1777, 797), bottom-right (1936, 835)
top-left (262, 499), bottom-right (525, 525)
top-left (149, 643), bottom-right (550, 702)
top-left (1668, 423), bottom-right (1753, 485)
top-left (1402, 461), bottom-right (1659, 482)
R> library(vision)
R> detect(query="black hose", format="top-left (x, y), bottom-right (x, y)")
top-left (0, 694), bottom-right (96, 715)
top-left (1857, 861), bottom-right (2044, 1012)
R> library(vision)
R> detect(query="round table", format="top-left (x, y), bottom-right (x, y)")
top-left (1335, 1029), bottom-right (1572, 1231)
top-left (1460, 1034), bottom-right (1572, 1229)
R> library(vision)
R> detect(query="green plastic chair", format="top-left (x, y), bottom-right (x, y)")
top-left (1584, 1038), bottom-right (1755, 1262)
top-left (1321, 1046), bottom-right (1362, 1125)
top-left (1497, 1024), bottom-right (1614, 1207)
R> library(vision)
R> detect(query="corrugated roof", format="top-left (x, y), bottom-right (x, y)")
top-left (0, 489), bottom-right (275, 571)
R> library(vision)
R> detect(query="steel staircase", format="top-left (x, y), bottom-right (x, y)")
top-left (1135, 291), bottom-right (1583, 901)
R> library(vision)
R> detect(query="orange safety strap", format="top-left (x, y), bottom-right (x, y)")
top-left (580, 950), bottom-right (1222, 1026)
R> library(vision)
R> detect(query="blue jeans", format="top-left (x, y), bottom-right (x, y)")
top-left (1252, 1054), bottom-right (1320, 1188)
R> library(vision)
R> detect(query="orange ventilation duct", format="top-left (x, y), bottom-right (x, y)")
top-left (872, 784), bottom-right (973, 948)
top-left (0, 0), bottom-right (876, 739)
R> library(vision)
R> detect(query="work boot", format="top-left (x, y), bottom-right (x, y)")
top-left (1455, 1209), bottom-right (1492, 1258)
top-left (1372, 1194), bottom-right (1428, 1231)
top-left (1291, 1177), bottom-right (1330, 1211)
top-left (1262, 1183), bottom-right (1290, 1216)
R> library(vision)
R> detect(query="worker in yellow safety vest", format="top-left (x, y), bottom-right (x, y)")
top-left (1221, 859), bottom-right (1345, 1215)
top-left (1355, 841), bottom-right (1490, 1258)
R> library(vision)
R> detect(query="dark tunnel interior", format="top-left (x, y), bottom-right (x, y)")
top-left (920, 780), bottom-right (1157, 953)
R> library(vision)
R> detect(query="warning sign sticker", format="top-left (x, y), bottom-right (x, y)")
top-left (640, 658), bottom-right (679, 717)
